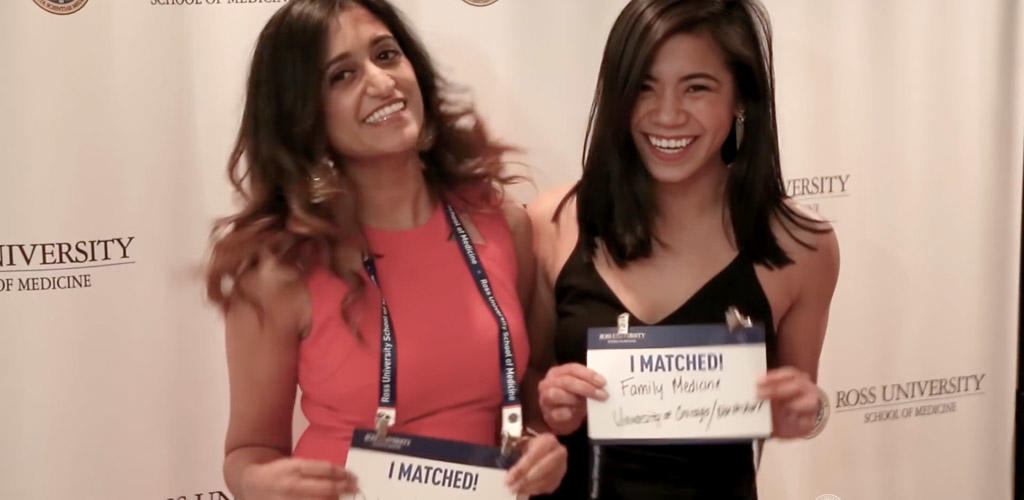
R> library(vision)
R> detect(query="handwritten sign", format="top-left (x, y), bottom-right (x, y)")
top-left (344, 430), bottom-right (526, 500)
top-left (586, 324), bottom-right (771, 443)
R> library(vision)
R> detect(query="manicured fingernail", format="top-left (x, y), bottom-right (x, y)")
top-left (594, 374), bottom-right (607, 386)
top-left (595, 389), bottom-right (609, 400)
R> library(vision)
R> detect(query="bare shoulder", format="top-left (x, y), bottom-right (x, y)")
top-left (771, 200), bottom-right (840, 283)
top-left (229, 251), bottom-right (311, 338)
top-left (499, 200), bottom-right (538, 307)
top-left (500, 199), bottom-right (535, 272)
top-left (526, 183), bottom-right (579, 281)
top-left (526, 183), bottom-right (576, 228)
top-left (754, 202), bottom-right (839, 327)
top-left (500, 199), bottom-right (532, 242)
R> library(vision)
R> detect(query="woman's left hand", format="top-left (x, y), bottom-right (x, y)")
top-left (505, 432), bottom-right (567, 496)
top-left (757, 366), bottom-right (820, 439)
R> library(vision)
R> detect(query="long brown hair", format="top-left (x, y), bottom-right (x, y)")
top-left (562, 0), bottom-right (826, 268)
top-left (206, 0), bottom-right (516, 321)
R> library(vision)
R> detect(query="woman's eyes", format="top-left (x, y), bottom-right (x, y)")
top-left (638, 82), bottom-right (712, 94)
top-left (376, 49), bottom-right (401, 62)
top-left (328, 70), bottom-right (354, 84)
top-left (327, 49), bottom-right (401, 85)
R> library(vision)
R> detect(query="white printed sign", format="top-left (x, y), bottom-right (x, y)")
top-left (586, 324), bottom-right (772, 443)
top-left (344, 430), bottom-right (526, 500)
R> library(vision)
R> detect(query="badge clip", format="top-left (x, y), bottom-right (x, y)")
top-left (617, 312), bottom-right (630, 336)
top-left (374, 408), bottom-right (395, 443)
top-left (500, 431), bottom-right (520, 458)
top-left (500, 405), bottom-right (523, 457)
top-left (725, 306), bottom-right (753, 333)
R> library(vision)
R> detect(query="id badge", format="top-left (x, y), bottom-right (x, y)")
top-left (586, 322), bottom-right (772, 444)
top-left (343, 430), bottom-right (527, 500)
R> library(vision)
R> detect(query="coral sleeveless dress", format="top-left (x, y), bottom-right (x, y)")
top-left (293, 203), bottom-right (529, 465)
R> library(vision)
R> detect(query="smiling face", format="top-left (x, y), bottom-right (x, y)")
top-left (630, 30), bottom-right (739, 185)
top-left (321, 4), bottom-right (425, 162)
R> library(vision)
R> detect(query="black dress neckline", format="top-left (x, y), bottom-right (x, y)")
top-left (582, 252), bottom-right (743, 326)
top-left (544, 238), bottom-right (776, 500)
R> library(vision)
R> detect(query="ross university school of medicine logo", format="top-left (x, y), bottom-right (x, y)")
top-left (33, 0), bottom-right (88, 15)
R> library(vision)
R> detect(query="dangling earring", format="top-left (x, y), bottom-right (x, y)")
top-left (309, 157), bottom-right (339, 204)
top-left (735, 110), bottom-right (746, 151)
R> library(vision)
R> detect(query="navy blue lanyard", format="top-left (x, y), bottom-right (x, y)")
top-left (363, 204), bottom-right (522, 448)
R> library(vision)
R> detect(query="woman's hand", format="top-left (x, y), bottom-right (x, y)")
top-left (240, 457), bottom-right (358, 500)
top-left (505, 433), bottom-right (568, 496)
top-left (538, 363), bottom-right (608, 435)
top-left (757, 366), bottom-right (821, 439)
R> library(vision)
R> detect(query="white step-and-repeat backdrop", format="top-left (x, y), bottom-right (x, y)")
top-left (1, 1), bottom-right (1021, 499)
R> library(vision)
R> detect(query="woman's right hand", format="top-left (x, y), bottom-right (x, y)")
top-left (240, 457), bottom-right (358, 500)
top-left (538, 363), bottom-right (609, 435)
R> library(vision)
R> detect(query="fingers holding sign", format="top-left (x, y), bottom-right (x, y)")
top-left (757, 366), bottom-right (821, 439)
top-left (538, 363), bottom-right (608, 435)
top-left (241, 457), bottom-right (358, 500)
top-left (505, 433), bottom-right (568, 496)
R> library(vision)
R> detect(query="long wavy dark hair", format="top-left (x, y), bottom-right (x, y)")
top-left (562, 0), bottom-right (826, 268)
top-left (206, 0), bottom-right (515, 319)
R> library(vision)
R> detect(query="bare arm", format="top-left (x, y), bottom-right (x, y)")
top-left (501, 201), bottom-right (549, 429)
top-left (223, 270), bottom-right (302, 495)
top-left (221, 258), bottom-right (354, 499)
top-left (524, 186), bottom-right (609, 436)
top-left (501, 201), bottom-right (569, 495)
top-left (757, 218), bottom-right (840, 438)
top-left (774, 227), bottom-right (840, 381)
top-left (523, 184), bottom-right (580, 379)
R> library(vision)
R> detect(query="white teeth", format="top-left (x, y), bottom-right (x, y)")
top-left (647, 135), bottom-right (694, 151)
top-left (364, 101), bottom-right (405, 124)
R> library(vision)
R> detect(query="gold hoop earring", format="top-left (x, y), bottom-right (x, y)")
top-left (309, 157), bottom-right (339, 204)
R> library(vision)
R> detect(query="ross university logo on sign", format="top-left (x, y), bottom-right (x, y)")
top-left (0, 237), bottom-right (136, 293)
top-left (831, 372), bottom-right (986, 424)
top-left (149, 0), bottom-right (287, 7)
top-left (783, 174), bottom-right (850, 220)
top-left (33, 0), bottom-right (88, 15)
top-left (167, 491), bottom-right (231, 500)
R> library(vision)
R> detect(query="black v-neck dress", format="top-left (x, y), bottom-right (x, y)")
top-left (543, 240), bottom-right (777, 500)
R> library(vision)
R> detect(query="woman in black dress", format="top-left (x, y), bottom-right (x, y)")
top-left (526, 0), bottom-right (839, 498)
